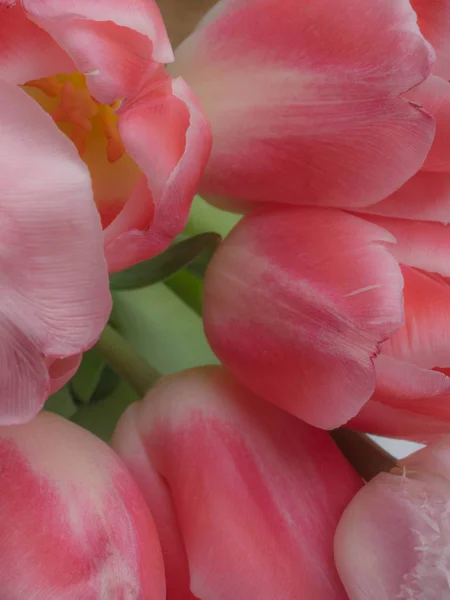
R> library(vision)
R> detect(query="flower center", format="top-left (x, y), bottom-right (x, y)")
top-left (24, 72), bottom-right (125, 163)
top-left (23, 72), bottom-right (142, 229)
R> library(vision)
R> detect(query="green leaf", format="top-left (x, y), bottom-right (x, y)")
top-left (110, 284), bottom-right (218, 375)
top-left (109, 232), bottom-right (221, 291)
top-left (69, 350), bottom-right (106, 404)
top-left (44, 385), bottom-right (78, 419)
top-left (165, 269), bottom-right (203, 315)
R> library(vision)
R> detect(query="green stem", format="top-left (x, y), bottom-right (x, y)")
top-left (93, 324), bottom-right (161, 396)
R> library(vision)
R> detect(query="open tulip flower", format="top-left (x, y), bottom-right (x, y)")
top-left (112, 367), bottom-right (363, 600)
top-left (1, 0), bottom-right (211, 273)
top-left (199, 0), bottom-right (450, 441)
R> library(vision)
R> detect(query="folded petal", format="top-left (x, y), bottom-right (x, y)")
top-left (174, 0), bottom-right (434, 209)
top-left (0, 82), bottom-right (111, 423)
top-left (0, 1), bottom-right (74, 84)
top-left (412, 0), bottom-right (450, 79)
top-left (358, 170), bottom-right (450, 223)
top-left (335, 465), bottom-right (450, 599)
top-left (407, 75), bottom-right (450, 172)
top-left (23, 0), bottom-right (173, 103)
top-left (349, 355), bottom-right (450, 441)
top-left (104, 76), bottom-right (212, 273)
top-left (382, 267), bottom-right (450, 369)
top-left (363, 215), bottom-right (450, 276)
top-left (0, 411), bottom-right (165, 598)
top-left (112, 367), bottom-right (362, 600)
top-left (203, 207), bottom-right (404, 429)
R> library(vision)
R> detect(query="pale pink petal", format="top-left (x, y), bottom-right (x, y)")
top-left (382, 267), bottom-right (450, 369)
top-left (358, 170), bottom-right (450, 223)
top-left (203, 207), bottom-right (404, 429)
top-left (0, 82), bottom-right (111, 423)
top-left (113, 367), bottom-right (362, 600)
top-left (0, 1), bottom-right (74, 84)
top-left (23, 0), bottom-right (173, 104)
top-left (174, 0), bottom-right (434, 209)
top-left (407, 75), bottom-right (450, 172)
top-left (412, 0), bottom-right (450, 79)
top-left (335, 445), bottom-right (450, 598)
top-left (104, 77), bottom-right (212, 273)
top-left (349, 355), bottom-right (450, 442)
top-left (363, 215), bottom-right (450, 276)
top-left (0, 411), bottom-right (165, 598)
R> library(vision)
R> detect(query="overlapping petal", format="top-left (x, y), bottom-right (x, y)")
top-left (364, 215), bottom-right (450, 276)
top-left (203, 207), bottom-right (404, 429)
top-left (104, 76), bottom-right (212, 273)
top-left (411, 0), bottom-right (450, 80)
top-left (23, 0), bottom-right (173, 103)
top-left (0, 411), bottom-right (165, 598)
top-left (0, 82), bottom-right (110, 423)
top-left (174, 0), bottom-right (435, 209)
top-left (112, 367), bottom-right (362, 600)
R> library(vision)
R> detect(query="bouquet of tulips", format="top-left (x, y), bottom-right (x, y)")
top-left (1, 0), bottom-right (450, 597)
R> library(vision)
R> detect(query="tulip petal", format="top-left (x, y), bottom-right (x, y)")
top-left (382, 267), bottom-right (450, 369)
top-left (363, 215), bottom-right (450, 276)
top-left (23, 0), bottom-right (173, 103)
top-left (104, 76), bottom-right (212, 273)
top-left (412, 0), bottom-right (450, 80)
top-left (174, 0), bottom-right (434, 209)
top-left (335, 469), bottom-right (450, 599)
top-left (0, 82), bottom-right (111, 423)
top-left (359, 170), bottom-right (450, 223)
top-left (113, 367), bottom-right (362, 600)
top-left (349, 355), bottom-right (450, 441)
top-left (407, 75), bottom-right (450, 172)
top-left (0, 411), bottom-right (165, 598)
top-left (0, 1), bottom-right (74, 84)
top-left (203, 207), bottom-right (404, 429)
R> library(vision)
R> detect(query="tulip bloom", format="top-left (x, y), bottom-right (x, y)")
top-left (0, 78), bottom-right (111, 424)
top-left (335, 435), bottom-right (450, 598)
top-left (0, 411), bottom-right (165, 598)
top-left (173, 0), bottom-right (435, 209)
top-left (199, 0), bottom-right (450, 441)
top-left (1, 0), bottom-right (211, 274)
top-left (112, 367), bottom-right (362, 600)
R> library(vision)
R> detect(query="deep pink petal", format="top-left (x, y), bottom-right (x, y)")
top-left (382, 267), bottom-right (450, 369)
top-left (0, 82), bottom-right (111, 423)
top-left (363, 215), bottom-right (450, 276)
top-left (104, 76), bottom-right (212, 273)
top-left (0, 411), bottom-right (165, 597)
top-left (203, 207), bottom-right (404, 429)
top-left (23, 0), bottom-right (173, 103)
top-left (407, 75), bottom-right (450, 172)
top-left (335, 466), bottom-right (450, 599)
top-left (358, 170), bottom-right (450, 223)
top-left (0, 1), bottom-right (74, 84)
top-left (349, 355), bottom-right (450, 441)
top-left (412, 0), bottom-right (450, 79)
top-left (113, 367), bottom-right (362, 600)
top-left (174, 0), bottom-right (434, 209)
top-left (47, 354), bottom-right (82, 395)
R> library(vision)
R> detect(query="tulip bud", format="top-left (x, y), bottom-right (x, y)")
top-left (335, 436), bottom-right (450, 599)
top-left (0, 412), bottom-right (165, 599)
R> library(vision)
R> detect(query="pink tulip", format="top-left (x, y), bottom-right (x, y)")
top-left (112, 366), bottom-right (363, 600)
top-left (203, 203), bottom-right (450, 440)
top-left (335, 435), bottom-right (450, 598)
top-left (0, 77), bottom-right (111, 424)
top-left (1, 0), bottom-right (212, 274)
top-left (0, 411), bottom-right (165, 598)
top-left (173, 0), bottom-right (435, 209)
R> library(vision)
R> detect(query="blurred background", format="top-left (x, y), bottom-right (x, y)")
top-left (157, 0), bottom-right (216, 47)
